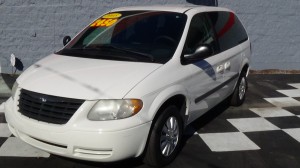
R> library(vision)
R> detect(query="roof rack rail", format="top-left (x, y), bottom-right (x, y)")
top-left (186, 0), bottom-right (218, 7)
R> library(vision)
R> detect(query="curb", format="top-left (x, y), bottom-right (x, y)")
top-left (0, 102), bottom-right (4, 113)
top-left (250, 69), bottom-right (300, 74)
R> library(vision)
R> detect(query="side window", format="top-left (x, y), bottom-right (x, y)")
top-left (207, 11), bottom-right (248, 52)
top-left (184, 13), bottom-right (218, 55)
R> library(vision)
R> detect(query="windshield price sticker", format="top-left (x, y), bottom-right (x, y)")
top-left (90, 18), bottom-right (118, 27)
top-left (102, 13), bottom-right (122, 19)
top-left (90, 13), bottom-right (122, 27)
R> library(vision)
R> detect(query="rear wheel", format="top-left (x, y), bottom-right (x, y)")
top-left (144, 105), bottom-right (183, 167)
top-left (230, 72), bottom-right (247, 106)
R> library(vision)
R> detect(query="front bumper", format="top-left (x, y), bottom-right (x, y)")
top-left (5, 97), bottom-right (152, 162)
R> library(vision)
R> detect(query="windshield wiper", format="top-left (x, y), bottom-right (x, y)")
top-left (85, 44), bottom-right (156, 62)
top-left (56, 48), bottom-right (138, 61)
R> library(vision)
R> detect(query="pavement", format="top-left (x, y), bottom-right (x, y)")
top-left (1, 74), bottom-right (300, 168)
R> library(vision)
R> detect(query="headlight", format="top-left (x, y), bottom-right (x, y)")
top-left (11, 82), bottom-right (19, 100)
top-left (87, 99), bottom-right (143, 121)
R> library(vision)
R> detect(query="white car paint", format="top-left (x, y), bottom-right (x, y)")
top-left (17, 54), bottom-right (162, 100)
top-left (5, 5), bottom-right (251, 163)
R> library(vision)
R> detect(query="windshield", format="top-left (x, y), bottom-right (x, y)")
top-left (57, 11), bottom-right (187, 64)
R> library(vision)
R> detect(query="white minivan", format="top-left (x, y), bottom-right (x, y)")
top-left (5, 5), bottom-right (251, 167)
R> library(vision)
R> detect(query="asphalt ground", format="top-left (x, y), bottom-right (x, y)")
top-left (1, 74), bottom-right (300, 168)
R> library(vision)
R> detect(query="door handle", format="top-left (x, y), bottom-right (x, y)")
top-left (224, 62), bottom-right (231, 70)
top-left (216, 65), bottom-right (224, 73)
top-left (216, 61), bottom-right (230, 74)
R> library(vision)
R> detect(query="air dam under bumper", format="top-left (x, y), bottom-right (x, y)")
top-left (5, 98), bottom-right (152, 162)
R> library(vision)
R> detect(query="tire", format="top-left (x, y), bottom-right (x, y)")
top-left (143, 105), bottom-right (183, 167)
top-left (230, 72), bottom-right (247, 106)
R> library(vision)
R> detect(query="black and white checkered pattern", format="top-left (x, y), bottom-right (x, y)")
top-left (0, 78), bottom-right (300, 167)
top-left (194, 83), bottom-right (300, 152)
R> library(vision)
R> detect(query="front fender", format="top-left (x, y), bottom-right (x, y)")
top-left (142, 85), bottom-right (190, 122)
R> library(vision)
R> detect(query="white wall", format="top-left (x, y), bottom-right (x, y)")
top-left (0, 0), bottom-right (299, 73)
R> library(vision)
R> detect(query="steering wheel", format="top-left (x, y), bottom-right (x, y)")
top-left (154, 36), bottom-right (177, 47)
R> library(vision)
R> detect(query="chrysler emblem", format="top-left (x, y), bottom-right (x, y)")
top-left (40, 98), bottom-right (47, 103)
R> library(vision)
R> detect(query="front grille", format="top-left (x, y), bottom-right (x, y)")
top-left (18, 89), bottom-right (84, 124)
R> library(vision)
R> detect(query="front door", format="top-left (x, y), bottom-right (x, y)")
top-left (183, 13), bottom-right (226, 122)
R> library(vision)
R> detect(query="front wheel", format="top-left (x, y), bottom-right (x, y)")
top-left (230, 72), bottom-right (247, 106)
top-left (143, 105), bottom-right (183, 167)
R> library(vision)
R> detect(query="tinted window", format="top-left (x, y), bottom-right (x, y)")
top-left (57, 11), bottom-right (187, 64)
top-left (207, 11), bottom-right (248, 52)
top-left (184, 13), bottom-right (218, 55)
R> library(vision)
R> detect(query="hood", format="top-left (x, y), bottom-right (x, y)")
top-left (17, 54), bottom-right (162, 100)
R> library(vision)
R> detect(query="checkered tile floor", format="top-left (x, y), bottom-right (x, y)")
top-left (194, 83), bottom-right (300, 153)
top-left (1, 76), bottom-right (300, 168)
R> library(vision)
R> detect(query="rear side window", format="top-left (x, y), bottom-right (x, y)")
top-left (207, 11), bottom-right (248, 52)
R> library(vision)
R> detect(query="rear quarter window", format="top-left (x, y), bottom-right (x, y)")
top-left (207, 11), bottom-right (248, 52)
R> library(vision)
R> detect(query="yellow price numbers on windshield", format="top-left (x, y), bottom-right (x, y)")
top-left (90, 18), bottom-right (118, 27)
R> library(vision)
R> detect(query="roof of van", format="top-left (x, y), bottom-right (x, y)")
top-left (110, 4), bottom-right (230, 13)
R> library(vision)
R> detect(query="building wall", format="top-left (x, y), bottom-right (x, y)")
top-left (0, 0), bottom-right (299, 73)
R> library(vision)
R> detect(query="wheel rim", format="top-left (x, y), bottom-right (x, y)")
top-left (239, 77), bottom-right (246, 100)
top-left (160, 116), bottom-right (179, 157)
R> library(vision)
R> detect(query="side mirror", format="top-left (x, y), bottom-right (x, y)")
top-left (63, 36), bottom-right (71, 46)
top-left (10, 54), bottom-right (24, 72)
top-left (183, 45), bottom-right (213, 64)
